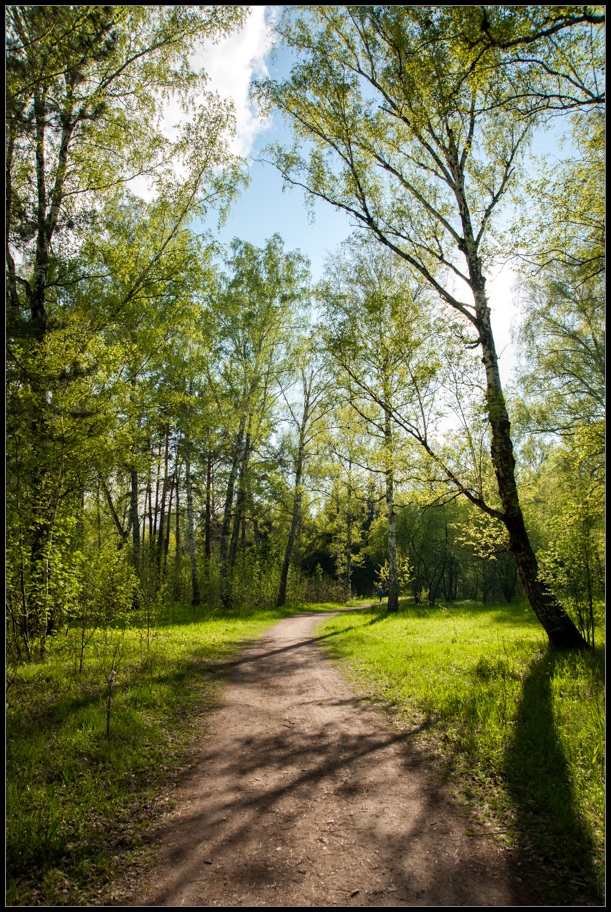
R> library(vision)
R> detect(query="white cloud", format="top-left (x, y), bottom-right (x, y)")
top-left (192, 6), bottom-right (276, 159)
top-left (487, 263), bottom-right (520, 385)
top-left (127, 9), bottom-right (275, 199)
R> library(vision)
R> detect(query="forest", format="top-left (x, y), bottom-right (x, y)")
top-left (5, 5), bottom-right (605, 906)
top-left (6, 4), bottom-right (605, 656)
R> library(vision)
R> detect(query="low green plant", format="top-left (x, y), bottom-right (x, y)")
top-left (316, 599), bottom-right (605, 906)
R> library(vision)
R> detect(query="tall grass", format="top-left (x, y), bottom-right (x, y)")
top-left (316, 598), bottom-right (605, 906)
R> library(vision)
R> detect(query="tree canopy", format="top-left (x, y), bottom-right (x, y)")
top-left (5, 5), bottom-right (605, 659)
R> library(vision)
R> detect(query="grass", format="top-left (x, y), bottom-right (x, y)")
top-left (6, 598), bottom-right (328, 907)
top-left (315, 597), bottom-right (605, 906)
top-left (6, 596), bottom-right (604, 906)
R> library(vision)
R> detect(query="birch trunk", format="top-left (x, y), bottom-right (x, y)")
top-left (185, 450), bottom-right (201, 606)
top-left (472, 274), bottom-right (587, 648)
top-left (130, 469), bottom-right (141, 572)
top-left (220, 419), bottom-right (246, 605)
top-left (384, 408), bottom-right (399, 613)
top-left (277, 456), bottom-right (303, 608)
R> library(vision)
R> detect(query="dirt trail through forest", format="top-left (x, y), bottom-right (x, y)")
top-left (126, 608), bottom-right (535, 907)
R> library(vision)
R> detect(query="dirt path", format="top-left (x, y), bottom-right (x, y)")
top-left (126, 608), bottom-right (532, 906)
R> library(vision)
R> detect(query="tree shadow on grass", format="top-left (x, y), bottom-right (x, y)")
top-left (502, 647), bottom-right (603, 906)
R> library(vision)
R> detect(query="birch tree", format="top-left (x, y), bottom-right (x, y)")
top-left (320, 237), bottom-right (443, 613)
top-left (207, 236), bottom-right (310, 606)
top-left (276, 339), bottom-right (333, 607)
top-left (6, 5), bottom-right (246, 648)
top-left (256, 5), bottom-right (603, 647)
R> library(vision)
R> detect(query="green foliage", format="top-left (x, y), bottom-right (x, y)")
top-left (526, 443), bottom-right (605, 648)
top-left (514, 269), bottom-right (604, 448)
top-left (302, 565), bottom-right (347, 605)
top-left (375, 554), bottom-right (413, 597)
top-left (257, 5), bottom-right (603, 647)
top-left (5, 4), bottom-right (247, 656)
top-left (3, 12), bottom-right (605, 903)
top-left (510, 101), bottom-right (605, 644)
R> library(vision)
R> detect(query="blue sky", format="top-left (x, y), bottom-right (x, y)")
top-left (196, 8), bottom-right (355, 280)
top-left (194, 8), bottom-right (528, 384)
top-left (203, 131), bottom-right (356, 281)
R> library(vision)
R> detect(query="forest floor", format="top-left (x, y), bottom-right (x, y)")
top-left (112, 606), bottom-right (543, 907)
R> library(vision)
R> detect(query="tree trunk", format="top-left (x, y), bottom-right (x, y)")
top-left (278, 377), bottom-right (312, 607)
top-left (144, 460), bottom-right (153, 551)
top-left (204, 449), bottom-right (213, 573)
top-left (228, 435), bottom-right (251, 572)
top-left (344, 463), bottom-right (353, 601)
top-left (99, 475), bottom-right (129, 547)
top-left (129, 468), bottom-right (141, 572)
top-left (253, 518), bottom-right (263, 588)
top-left (384, 407), bottom-right (399, 613)
top-left (29, 515), bottom-right (52, 648)
top-left (185, 450), bottom-right (201, 606)
top-left (174, 467), bottom-right (181, 599)
top-left (473, 279), bottom-right (587, 648)
top-left (220, 420), bottom-right (246, 605)
top-left (345, 508), bottom-right (352, 601)
top-left (153, 439), bottom-right (162, 544)
top-left (163, 472), bottom-right (175, 573)
top-left (157, 424), bottom-right (170, 577)
top-left (447, 143), bottom-right (589, 649)
top-left (277, 457), bottom-right (303, 608)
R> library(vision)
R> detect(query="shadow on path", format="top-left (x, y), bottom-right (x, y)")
top-left (132, 612), bottom-right (536, 907)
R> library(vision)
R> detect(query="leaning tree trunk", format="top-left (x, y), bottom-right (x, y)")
top-left (473, 279), bottom-right (587, 649)
top-left (447, 144), bottom-right (589, 651)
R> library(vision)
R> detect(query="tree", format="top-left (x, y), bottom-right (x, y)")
top-left (6, 5), bottom-right (245, 333)
top-left (534, 447), bottom-right (604, 648)
top-left (276, 339), bottom-right (333, 607)
top-left (206, 235), bottom-right (310, 606)
top-left (320, 236), bottom-right (442, 613)
top-left (5, 6), bottom-right (246, 651)
top-left (513, 109), bottom-right (604, 463)
top-left (515, 271), bottom-right (604, 449)
top-left (509, 102), bottom-right (604, 644)
top-left (454, 5), bottom-right (605, 115)
top-left (255, 5), bottom-right (602, 647)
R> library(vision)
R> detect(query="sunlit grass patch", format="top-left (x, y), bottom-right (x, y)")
top-left (316, 598), bottom-right (605, 905)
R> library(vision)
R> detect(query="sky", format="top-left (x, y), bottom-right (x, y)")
top-left (190, 7), bottom-right (522, 384)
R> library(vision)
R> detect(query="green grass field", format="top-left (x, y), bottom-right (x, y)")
top-left (316, 598), bottom-right (605, 906)
top-left (6, 597), bottom-right (605, 906)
